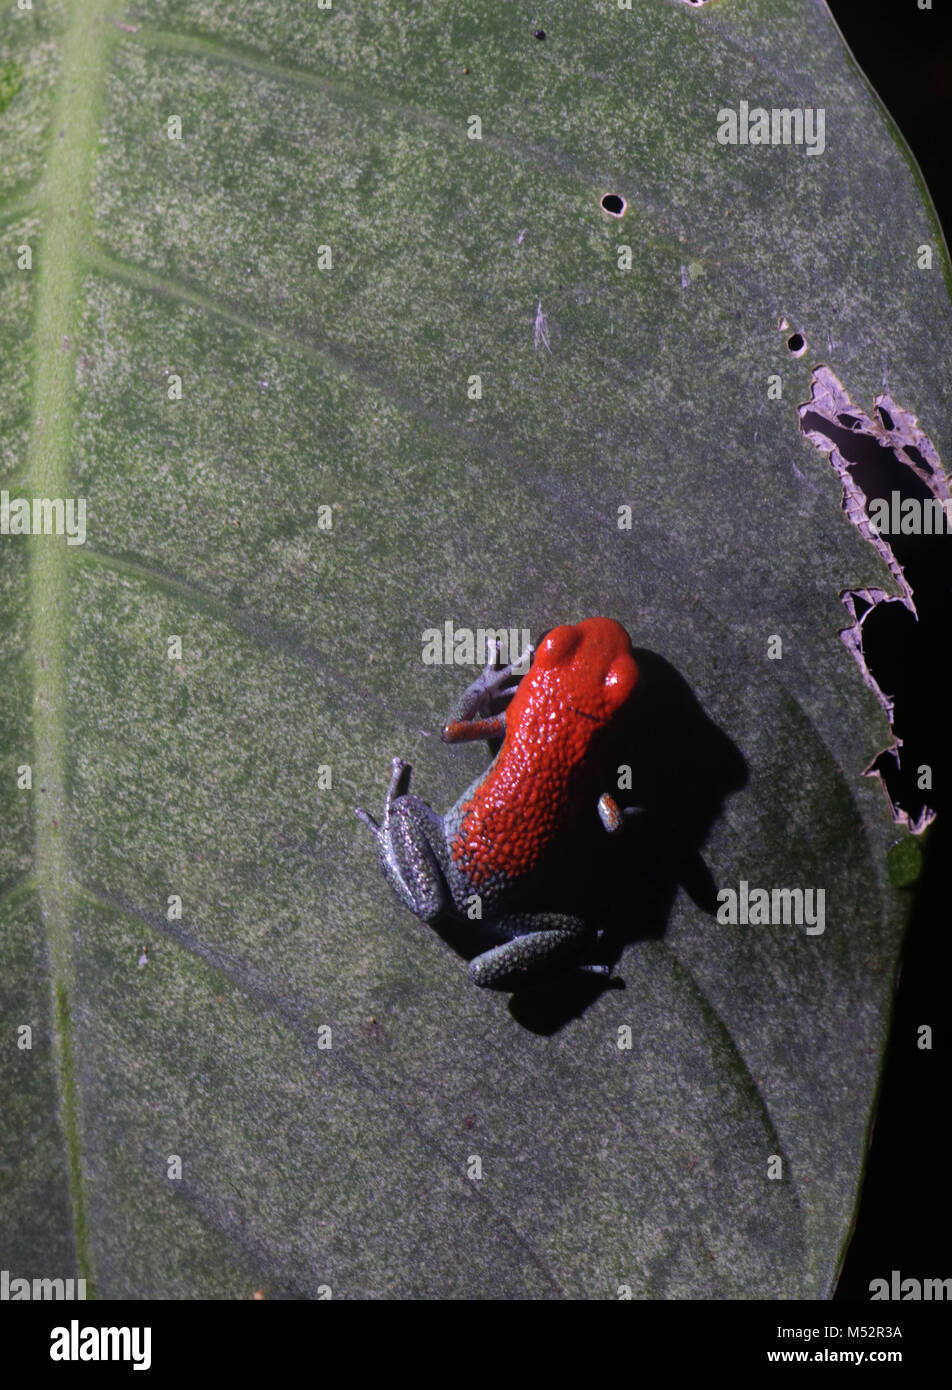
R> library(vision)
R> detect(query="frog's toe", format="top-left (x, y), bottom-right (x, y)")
top-left (491, 643), bottom-right (533, 687)
top-left (385, 757), bottom-right (412, 805)
top-left (478, 639), bottom-right (501, 679)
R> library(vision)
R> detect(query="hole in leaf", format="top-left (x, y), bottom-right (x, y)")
top-left (601, 194), bottom-right (626, 217)
top-left (787, 332), bottom-right (806, 355)
top-left (879, 405), bottom-right (895, 431)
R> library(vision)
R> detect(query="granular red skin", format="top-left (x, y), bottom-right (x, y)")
top-left (450, 618), bottom-right (639, 887)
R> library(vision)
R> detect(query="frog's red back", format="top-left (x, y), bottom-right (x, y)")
top-left (450, 618), bottom-right (639, 888)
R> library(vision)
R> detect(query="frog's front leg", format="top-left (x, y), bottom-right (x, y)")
top-left (441, 639), bottom-right (532, 745)
top-left (469, 912), bottom-right (595, 990)
top-left (355, 757), bottom-right (451, 922)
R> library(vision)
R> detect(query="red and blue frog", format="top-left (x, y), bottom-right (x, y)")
top-left (356, 618), bottom-right (641, 990)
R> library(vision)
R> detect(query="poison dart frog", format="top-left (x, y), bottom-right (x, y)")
top-left (355, 617), bottom-right (641, 990)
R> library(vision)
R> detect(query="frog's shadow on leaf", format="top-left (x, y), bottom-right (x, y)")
top-left (509, 649), bottom-right (747, 1034)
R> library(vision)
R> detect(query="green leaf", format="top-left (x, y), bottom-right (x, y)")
top-left (2, 0), bottom-right (949, 1298)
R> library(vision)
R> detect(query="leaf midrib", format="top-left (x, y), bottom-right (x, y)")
top-left (26, 0), bottom-right (123, 1295)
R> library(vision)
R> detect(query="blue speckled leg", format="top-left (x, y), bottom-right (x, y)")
top-left (356, 757), bottom-right (451, 922)
top-left (378, 797), bottom-right (450, 921)
top-left (469, 913), bottom-right (594, 989)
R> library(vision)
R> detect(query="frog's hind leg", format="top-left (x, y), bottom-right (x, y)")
top-left (356, 758), bottom-right (450, 922)
top-left (468, 913), bottom-right (594, 990)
